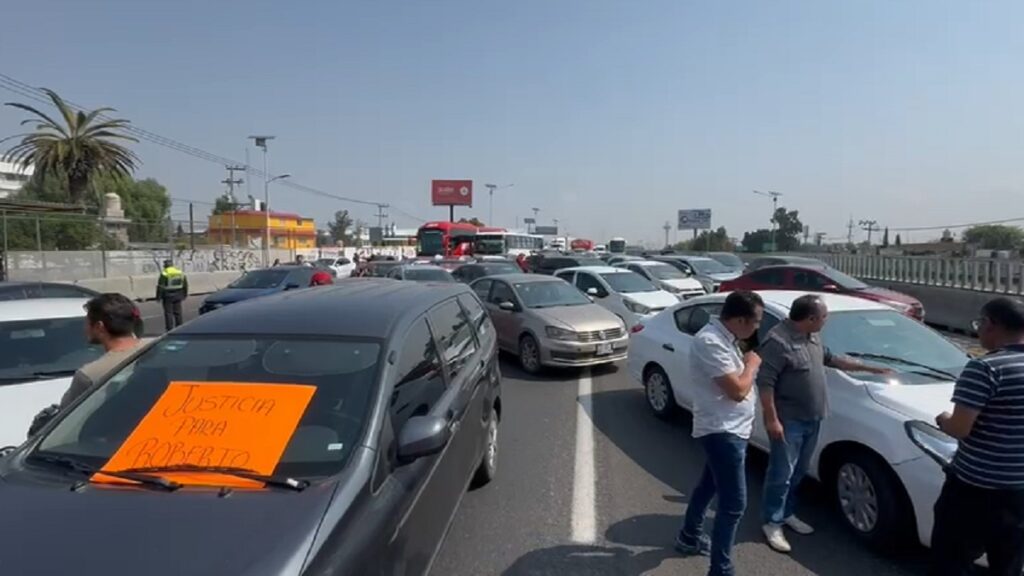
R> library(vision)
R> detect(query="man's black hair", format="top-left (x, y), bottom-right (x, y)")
top-left (85, 293), bottom-right (138, 337)
top-left (790, 294), bottom-right (826, 322)
top-left (720, 290), bottom-right (764, 321)
top-left (162, 259), bottom-right (172, 268)
top-left (981, 297), bottom-right (1024, 333)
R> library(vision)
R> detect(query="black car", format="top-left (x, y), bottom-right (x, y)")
top-left (0, 281), bottom-right (99, 301)
top-left (199, 266), bottom-right (317, 314)
top-left (363, 260), bottom-right (402, 278)
top-left (530, 255), bottom-right (607, 275)
top-left (451, 261), bottom-right (522, 283)
top-left (0, 279), bottom-right (501, 575)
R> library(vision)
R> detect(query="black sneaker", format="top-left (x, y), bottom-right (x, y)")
top-left (674, 533), bottom-right (711, 557)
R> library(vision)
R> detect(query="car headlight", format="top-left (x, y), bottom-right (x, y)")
top-left (905, 420), bottom-right (957, 469)
top-left (623, 298), bottom-right (651, 315)
top-left (883, 300), bottom-right (913, 314)
top-left (545, 326), bottom-right (577, 341)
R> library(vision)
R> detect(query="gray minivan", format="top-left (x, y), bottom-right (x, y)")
top-left (0, 279), bottom-right (501, 575)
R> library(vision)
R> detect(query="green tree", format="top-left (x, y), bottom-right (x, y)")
top-left (328, 210), bottom-right (354, 245)
top-left (458, 217), bottom-right (486, 227)
top-left (2, 173), bottom-right (106, 250)
top-left (741, 229), bottom-right (773, 252)
top-left (674, 226), bottom-right (733, 252)
top-left (882, 227), bottom-right (890, 248)
top-left (212, 193), bottom-right (237, 215)
top-left (93, 174), bottom-right (171, 243)
top-left (963, 224), bottom-right (1024, 250)
top-left (895, 233), bottom-right (902, 246)
top-left (771, 207), bottom-right (804, 251)
top-left (4, 89), bottom-right (138, 204)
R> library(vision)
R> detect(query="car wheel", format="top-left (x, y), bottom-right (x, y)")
top-left (644, 365), bottom-right (678, 419)
top-left (519, 334), bottom-right (542, 374)
top-left (471, 408), bottom-right (499, 488)
top-left (831, 449), bottom-right (912, 551)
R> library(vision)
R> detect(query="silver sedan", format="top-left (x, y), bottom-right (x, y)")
top-left (470, 274), bottom-right (628, 373)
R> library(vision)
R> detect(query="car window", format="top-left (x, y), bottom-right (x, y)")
top-left (458, 293), bottom-right (490, 336)
top-left (229, 269), bottom-right (289, 289)
top-left (626, 264), bottom-right (647, 278)
top-left (750, 268), bottom-right (786, 287)
top-left (575, 272), bottom-right (605, 296)
top-left (673, 307), bottom-right (693, 333)
top-left (390, 317), bottom-right (447, 433)
top-left (338, 257), bottom-right (350, 265)
top-left (685, 304), bottom-right (723, 335)
top-left (793, 269), bottom-right (829, 290)
top-left (473, 279), bottom-right (493, 301)
top-left (288, 268), bottom-right (316, 286)
top-left (489, 281), bottom-right (516, 305)
top-left (386, 267), bottom-right (402, 279)
top-left (0, 285), bottom-right (30, 300)
top-left (39, 284), bottom-right (95, 299)
top-left (36, 336), bottom-right (381, 478)
top-left (554, 270), bottom-right (575, 283)
top-left (428, 299), bottom-right (479, 381)
top-left (1, 317), bottom-right (104, 383)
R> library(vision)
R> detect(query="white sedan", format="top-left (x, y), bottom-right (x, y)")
top-left (627, 290), bottom-right (969, 551)
top-left (315, 256), bottom-right (355, 277)
top-left (554, 266), bottom-right (679, 330)
top-left (0, 298), bottom-right (106, 449)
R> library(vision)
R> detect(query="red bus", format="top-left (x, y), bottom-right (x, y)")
top-left (570, 238), bottom-right (594, 251)
top-left (417, 221), bottom-right (478, 257)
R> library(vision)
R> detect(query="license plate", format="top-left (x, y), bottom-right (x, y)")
top-left (596, 343), bottom-right (613, 356)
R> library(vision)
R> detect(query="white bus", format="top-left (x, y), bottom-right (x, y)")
top-left (609, 237), bottom-right (627, 254)
top-left (474, 232), bottom-right (544, 257)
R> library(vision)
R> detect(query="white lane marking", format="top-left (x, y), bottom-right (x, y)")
top-left (571, 369), bottom-right (596, 544)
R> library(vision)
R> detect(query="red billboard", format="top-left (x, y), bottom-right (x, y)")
top-left (431, 179), bottom-right (473, 207)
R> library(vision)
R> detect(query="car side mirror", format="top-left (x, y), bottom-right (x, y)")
top-left (586, 287), bottom-right (600, 297)
top-left (284, 282), bottom-right (302, 290)
top-left (498, 301), bottom-right (516, 311)
top-left (397, 415), bottom-right (451, 464)
top-left (822, 284), bottom-right (840, 292)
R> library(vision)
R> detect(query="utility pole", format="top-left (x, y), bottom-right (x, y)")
top-left (846, 215), bottom-right (855, 246)
top-left (222, 165), bottom-right (245, 248)
top-left (249, 135), bottom-right (276, 266)
top-left (188, 202), bottom-right (195, 250)
top-left (531, 207), bottom-right (540, 234)
top-left (375, 203), bottom-right (389, 230)
top-left (859, 219), bottom-right (880, 245)
top-left (663, 221), bottom-right (671, 249)
top-left (753, 190), bottom-right (783, 251)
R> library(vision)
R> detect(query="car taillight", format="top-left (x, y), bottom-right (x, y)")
top-left (630, 323), bottom-right (645, 333)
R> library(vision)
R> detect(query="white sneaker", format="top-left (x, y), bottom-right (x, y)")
top-left (762, 524), bottom-right (792, 553)
top-left (784, 515), bottom-right (815, 535)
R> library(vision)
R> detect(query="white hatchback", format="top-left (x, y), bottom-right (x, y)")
top-left (627, 290), bottom-right (969, 551)
top-left (616, 260), bottom-right (706, 300)
top-left (316, 256), bottom-right (355, 278)
top-left (554, 266), bottom-right (679, 330)
top-left (0, 298), bottom-right (105, 449)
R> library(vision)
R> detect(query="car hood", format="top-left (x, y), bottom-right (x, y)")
top-left (854, 286), bottom-right (920, 305)
top-left (533, 303), bottom-right (622, 331)
top-left (0, 376), bottom-right (71, 449)
top-left (0, 478), bottom-right (338, 576)
top-left (204, 287), bottom-right (280, 305)
top-left (659, 278), bottom-right (704, 291)
top-left (866, 382), bottom-right (955, 421)
top-left (622, 290), bottom-right (679, 310)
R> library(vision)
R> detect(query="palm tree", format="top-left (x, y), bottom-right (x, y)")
top-left (3, 88), bottom-right (139, 204)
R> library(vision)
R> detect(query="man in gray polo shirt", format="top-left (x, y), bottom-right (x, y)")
top-left (757, 294), bottom-right (889, 553)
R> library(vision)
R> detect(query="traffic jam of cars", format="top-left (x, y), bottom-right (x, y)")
top-left (0, 230), bottom-right (973, 576)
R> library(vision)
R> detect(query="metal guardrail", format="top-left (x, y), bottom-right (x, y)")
top-left (816, 254), bottom-right (1024, 294)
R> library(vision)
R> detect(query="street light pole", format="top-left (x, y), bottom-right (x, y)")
top-left (249, 135), bottom-right (276, 266)
top-left (753, 190), bottom-right (783, 251)
top-left (484, 183), bottom-right (514, 226)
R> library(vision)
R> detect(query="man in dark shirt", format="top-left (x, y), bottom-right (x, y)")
top-left (756, 294), bottom-right (889, 553)
top-left (931, 297), bottom-right (1024, 576)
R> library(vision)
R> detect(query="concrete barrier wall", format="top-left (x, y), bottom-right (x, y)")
top-left (62, 269), bottom-right (244, 302)
top-left (866, 279), bottom-right (991, 333)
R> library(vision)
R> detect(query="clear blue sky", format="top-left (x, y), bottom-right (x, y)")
top-left (2, 0), bottom-right (1023, 245)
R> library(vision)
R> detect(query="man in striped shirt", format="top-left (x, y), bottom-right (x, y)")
top-left (931, 297), bottom-right (1024, 576)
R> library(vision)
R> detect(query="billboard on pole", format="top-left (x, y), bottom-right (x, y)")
top-left (677, 209), bottom-right (712, 230)
top-left (431, 180), bottom-right (473, 207)
top-left (534, 225), bottom-right (558, 235)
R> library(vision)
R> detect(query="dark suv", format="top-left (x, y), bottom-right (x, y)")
top-left (530, 255), bottom-right (606, 275)
top-left (0, 279), bottom-right (502, 576)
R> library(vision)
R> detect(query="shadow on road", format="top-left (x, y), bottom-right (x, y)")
top-left (574, 387), bottom-right (930, 576)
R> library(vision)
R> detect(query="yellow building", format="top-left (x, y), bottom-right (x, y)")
top-left (208, 210), bottom-right (316, 249)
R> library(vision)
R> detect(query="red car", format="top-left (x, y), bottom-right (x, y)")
top-left (719, 265), bottom-right (925, 321)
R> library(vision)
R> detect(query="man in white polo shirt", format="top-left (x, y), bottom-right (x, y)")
top-left (676, 291), bottom-right (764, 576)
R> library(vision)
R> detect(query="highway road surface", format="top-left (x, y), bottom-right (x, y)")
top-left (144, 294), bottom-right (942, 575)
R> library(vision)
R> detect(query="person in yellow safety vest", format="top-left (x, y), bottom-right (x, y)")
top-left (156, 259), bottom-right (189, 332)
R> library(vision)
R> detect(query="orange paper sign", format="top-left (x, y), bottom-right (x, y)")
top-left (94, 381), bottom-right (316, 487)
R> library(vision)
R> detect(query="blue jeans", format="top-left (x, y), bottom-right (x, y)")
top-left (762, 419), bottom-right (821, 525)
top-left (679, 432), bottom-right (748, 576)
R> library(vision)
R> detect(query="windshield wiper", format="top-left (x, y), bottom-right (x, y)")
top-left (116, 465), bottom-right (309, 491)
top-left (29, 454), bottom-right (180, 491)
top-left (0, 370), bottom-right (77, 384)
top-left (845, 352), bottom-right (959, 381)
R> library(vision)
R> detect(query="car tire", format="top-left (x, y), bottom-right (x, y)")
top-left (471, 408), bottom-right (499, 488)
top-left (643, 365), bottom-right (678, 419)
top-left (519, 334), bottom-right (543, 374)
top-left (829, 449), bottom-right (913, 551)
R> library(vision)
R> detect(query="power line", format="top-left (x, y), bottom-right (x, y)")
top-left (0, 72), bottom-right (426, 223)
